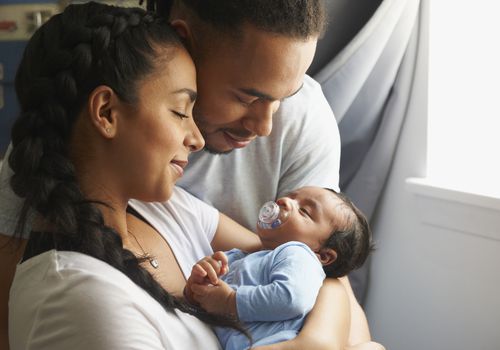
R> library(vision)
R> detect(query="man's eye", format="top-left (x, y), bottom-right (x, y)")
top-left (171, 110), bottom-right (189, 119)
top-left (236, 96), bottom-right (253, 107)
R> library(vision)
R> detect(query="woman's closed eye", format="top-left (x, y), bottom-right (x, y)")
top-left (171, 110), bottom-right (190, 119)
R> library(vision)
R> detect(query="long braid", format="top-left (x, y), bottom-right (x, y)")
top-left (10, 2), bottom-right (248, 335)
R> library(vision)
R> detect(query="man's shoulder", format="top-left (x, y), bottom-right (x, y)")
top-left (273, 74), bottom-right (335, 135)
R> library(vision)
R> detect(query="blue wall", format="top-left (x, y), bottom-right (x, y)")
top-left (0, 0), bottom-right (58, 156)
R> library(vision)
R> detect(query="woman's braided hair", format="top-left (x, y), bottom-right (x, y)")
top-left (9, 1), bottom-right (247, 333)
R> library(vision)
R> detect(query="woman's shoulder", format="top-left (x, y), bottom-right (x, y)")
top-left (10, 250), bottom-right (223, 350)
top-left (12, 250), bottom-right (149, 307)
top-left (10, 251), bottom-right (163, 349)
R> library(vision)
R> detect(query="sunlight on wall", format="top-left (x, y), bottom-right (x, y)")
top-left (428, 1), bottom-right (500, 197)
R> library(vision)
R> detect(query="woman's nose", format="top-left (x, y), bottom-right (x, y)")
top-left (185, 118), bottom-right (205, 152)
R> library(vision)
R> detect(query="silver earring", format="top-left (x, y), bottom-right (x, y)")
top-left (105, 128), bottom-right (111, 133)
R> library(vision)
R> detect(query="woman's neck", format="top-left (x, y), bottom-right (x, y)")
top-left (75, 166), bottom-right (129, 239)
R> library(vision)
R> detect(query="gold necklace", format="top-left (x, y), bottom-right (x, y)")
top-left (127, 229), bottom-right (159, 269)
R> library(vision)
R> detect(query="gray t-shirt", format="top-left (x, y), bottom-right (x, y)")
top-left (0, 75), bottom-right (340, 235)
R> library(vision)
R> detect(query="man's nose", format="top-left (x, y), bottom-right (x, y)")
top-left (242, 100), bottom-right (280, 137)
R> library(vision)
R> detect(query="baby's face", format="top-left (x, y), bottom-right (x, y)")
top-left (256, 187), bottom-right (344, 251)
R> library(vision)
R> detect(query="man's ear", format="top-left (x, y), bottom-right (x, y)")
top-left (87, 85), bottom-right (119, 139)
top-left (170, 19), bottom-right (191, 40)
top-left (170, 19), bottom-right (201, 55)
top-left (316, 248), bottom-right (337, 267)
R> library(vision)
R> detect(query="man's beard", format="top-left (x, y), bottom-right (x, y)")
top-left (195, 114), bottom-right (245, 155)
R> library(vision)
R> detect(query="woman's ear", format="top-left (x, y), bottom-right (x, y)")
top-left (87, 85), bottom-right (119, 139)
top-left (316, 248), bottom-right (337, 267)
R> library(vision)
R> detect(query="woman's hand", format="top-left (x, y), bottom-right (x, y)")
top-left (184, 251), bottom-right (228, 304)
top-left (190, 279), bottom-right (237, 317)
top-left (184, 251), bottom-right (237, 316)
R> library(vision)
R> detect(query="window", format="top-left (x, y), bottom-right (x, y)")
top-left (427, 0), bottom-right (500, 197)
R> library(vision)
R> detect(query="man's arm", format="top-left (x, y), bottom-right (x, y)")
top-left (339, 276), bottom-right (371, 345)
top-left (0, 233), bottom-right (26, 350)
top-left (252, 278), bottom-right (385, 350)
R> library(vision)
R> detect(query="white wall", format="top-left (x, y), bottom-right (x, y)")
top-left (364, 1), bottom-right (500, 349)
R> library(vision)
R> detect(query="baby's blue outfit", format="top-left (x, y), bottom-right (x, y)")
top-left (216, 241), bottom-right (326, 350)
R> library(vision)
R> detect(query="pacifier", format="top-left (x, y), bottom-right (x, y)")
top-left (257, 201), bottom-right (290, 229)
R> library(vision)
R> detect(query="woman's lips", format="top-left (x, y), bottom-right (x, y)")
top-left (223, 131), bottom-right (254, 149)
top-left (170, 160), bottom-right (187, 177)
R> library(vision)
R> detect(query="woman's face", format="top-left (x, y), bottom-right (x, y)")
top-left (114, 46), bottom-right (204, 202)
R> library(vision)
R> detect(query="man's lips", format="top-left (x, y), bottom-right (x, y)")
top-left (170, 160), bottom-right (188, 177)
top-left (223, 131), bottom-right (255, 149)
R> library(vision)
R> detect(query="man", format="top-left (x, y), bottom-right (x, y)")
top-left (164, 1), bottom-right (379, 348)
top-left (0, 0), bottom-right (382, 348)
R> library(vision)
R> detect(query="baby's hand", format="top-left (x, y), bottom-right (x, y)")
top-left (192, 251), bottom-right (229, 285)
top-left (184, 251), bottom-right (229, 305)
top-left (190, 279), bottom-right (237, 317)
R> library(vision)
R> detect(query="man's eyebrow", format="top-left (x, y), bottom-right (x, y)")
top-left (238, 83), bottom-right (304, 102)
top-left (173, 88), bottom-right (197, 102)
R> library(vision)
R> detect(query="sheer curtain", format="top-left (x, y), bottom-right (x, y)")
top-left (313, 0), bottom-right (422, 302)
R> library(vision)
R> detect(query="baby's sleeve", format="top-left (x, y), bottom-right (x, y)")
top-left (235, 242), bottom-right (325, 322)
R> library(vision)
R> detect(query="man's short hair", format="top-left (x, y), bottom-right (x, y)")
top-left (147, 0), bottom-right (327, 39)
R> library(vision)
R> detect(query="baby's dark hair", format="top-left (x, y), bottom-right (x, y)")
top-left (321, 190), bottom-right (374, 278)
top-left (146, 0), bottom-right (327, 39)
top-left (9, 1), bottom-right (246, 334)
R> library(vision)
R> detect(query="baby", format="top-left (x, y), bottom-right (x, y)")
top-left (184, 186), bottom-right (373, 350)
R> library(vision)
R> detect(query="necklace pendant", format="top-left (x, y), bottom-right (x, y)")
top-left (149, 258), bottom-right (159, 269)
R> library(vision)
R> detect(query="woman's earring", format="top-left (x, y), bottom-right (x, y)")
top-left (105, 128), bottom-right (111, 133)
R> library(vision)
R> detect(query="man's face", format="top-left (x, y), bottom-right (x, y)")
top-left (190, 24), bottom-right (317, 153)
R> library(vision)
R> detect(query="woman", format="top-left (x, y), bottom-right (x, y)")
top-left (8, 3), bottom-right (244, 349)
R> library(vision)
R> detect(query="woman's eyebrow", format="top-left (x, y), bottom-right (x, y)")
top-left (173, 88), bottom-right (197, 102)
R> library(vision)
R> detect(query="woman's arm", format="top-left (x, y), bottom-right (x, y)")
top-left (211, 213), bottom-right (261, 253)
top-left (0, 233), bottom-right (26, 350)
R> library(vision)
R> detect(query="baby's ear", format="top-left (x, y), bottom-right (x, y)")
top-left (317, 248), bottom-right (337, 267)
